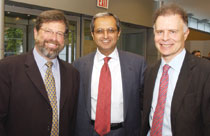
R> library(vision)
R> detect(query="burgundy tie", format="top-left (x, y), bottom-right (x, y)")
top-left (150, 64), bottom-right (170, 136)
top-left (95, 57), bottom-right (111, 136)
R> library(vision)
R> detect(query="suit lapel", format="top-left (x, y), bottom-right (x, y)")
top-left (59, 60), bottom-right (68, 110)
top-left (119, 51), bottom-right (139, 119)
top-left (84, 53), bottom-right (95, 117)
top-left (170, 52), bottom-right (196, 129)
top-left (119, 51), bottom-right (129, 118)
top-left (24, 51), bottom-right (50, 105)
top-left (144, 61), bottom-right (160, 120)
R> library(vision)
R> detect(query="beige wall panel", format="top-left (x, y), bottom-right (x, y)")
top-left (11, 0), bottom-right (153, 27)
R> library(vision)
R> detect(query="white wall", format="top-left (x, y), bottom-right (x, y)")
top-left (11, 0), bottom-right (154, 27)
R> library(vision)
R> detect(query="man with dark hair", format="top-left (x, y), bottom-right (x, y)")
top-left (192, 50), bottom-right (201, 57)
top-left (0, 10), bottom-right (79, 136)
top-left (74, 12), bottom-right (146, 136)
top-left (142, 4), bottom-right (210, 136)
top-left (207, 52), bottom-right (210, 60)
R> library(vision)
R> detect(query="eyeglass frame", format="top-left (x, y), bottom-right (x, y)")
top-left (40, 27), bottom-right (66, 38)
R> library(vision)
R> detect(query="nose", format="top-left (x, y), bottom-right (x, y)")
top-left (163, 32), bottom-right (169, 41)
top-left (103, 30), bottom-right (108, 39)
top-left (48, 31), bottom-right (58, 41)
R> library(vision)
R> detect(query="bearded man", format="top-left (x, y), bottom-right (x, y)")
top-left (0, 10), bottom-right (79, 136)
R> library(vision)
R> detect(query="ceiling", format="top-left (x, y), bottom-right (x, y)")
top-left (163, 0), bottom-right (210, 23)
top-left (5, 0), bottom-right (210, 24)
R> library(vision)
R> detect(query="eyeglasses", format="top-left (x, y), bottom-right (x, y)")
top-left (40, 28), bottom-right (66, 38)
top-left (94, 28), bottom-right (118, 35)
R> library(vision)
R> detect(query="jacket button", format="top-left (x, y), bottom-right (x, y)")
top-left (48, 126), bottom-right (51, 131)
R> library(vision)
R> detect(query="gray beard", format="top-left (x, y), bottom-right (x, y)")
top-left (38, 45), bottom-right (59, 59)
top-left (35, 40), bottom-right (64, 59)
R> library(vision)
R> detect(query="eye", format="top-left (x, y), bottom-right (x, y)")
top-left (107, 28), bottom-right (116, 33)
top-left (170, 30), bottom-right (176, 34)
top-left (56, 32), bottom-right (65, 37)
top-left (156, 30), bottom-right (163, 34)
top-left (45, 29), bottom-right (53, 34)
top-left (95, 29), bottom-right (104, 34)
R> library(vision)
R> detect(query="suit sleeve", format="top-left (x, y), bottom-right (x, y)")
top-left (70, 68), bottom-right (79, 135)
top-left (202, 71), bottom-right (210, 136)
top-left (140, 59), bottom-right (147, 111)
top-left (0, 61), bottom-right (10, 136)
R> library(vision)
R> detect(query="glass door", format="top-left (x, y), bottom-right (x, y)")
top-left (118, 23), bottom-right (146, 56)
top-left (59, 20), bottom-right (79, 63)
top-left (4, 24), bottom-right (26, 57)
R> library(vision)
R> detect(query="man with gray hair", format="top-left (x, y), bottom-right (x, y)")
top-left (142, 4), bottom-right (210, 136)
top-left (74, 12), bottom-right (146, 136)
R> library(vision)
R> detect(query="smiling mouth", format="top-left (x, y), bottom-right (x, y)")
top-left (47, 43), bottom-right (57, 49)
top-left (101, 39), bottom-right (111, 44)
top-left (44, 40), bottom-right (60, 48)
top-left (160, 43), bottom-right (173, 48)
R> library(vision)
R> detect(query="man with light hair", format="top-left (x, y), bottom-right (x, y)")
top-left (142, 4), bottom-right (210, 136)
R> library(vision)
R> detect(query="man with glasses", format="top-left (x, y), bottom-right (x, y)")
top-left (73, 12), bottom-right (146, 136)
top-left (0, 10), bottom-right (79, 136)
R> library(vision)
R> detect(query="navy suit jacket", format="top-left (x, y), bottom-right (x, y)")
top-left (0, 51), bottom-right (79, 136)
top-left (73, 50), bottom-right (146, 136)
top-left (142, 51), bottom-right (210, 136)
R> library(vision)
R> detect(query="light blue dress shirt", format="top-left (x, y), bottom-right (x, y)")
top-left (148, 49), bottom-right (186, 136)
top-left (33, 48), bottom-right (61, 121)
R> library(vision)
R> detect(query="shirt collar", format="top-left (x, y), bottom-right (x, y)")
top-left (96, 48), bottom-right (119, 62)
top-left (33, 47), bottom-right (58, 69)
top-left (160, 49), bottom-right (186, 72)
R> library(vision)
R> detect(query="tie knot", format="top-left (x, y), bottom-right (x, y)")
top-left (104, 57), bottom-right (111, 64)
top-left (46, 61), bottom-right (53, 68)
top-left (163, 64), bottom-right (170, 73)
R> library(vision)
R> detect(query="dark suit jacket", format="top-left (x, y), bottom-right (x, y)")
top-left (142, 51), bottom-right (210, 136)
top-left (73, 50), bottom-right (146, 136)
top-left (0, 51), bottom-right (79, 136)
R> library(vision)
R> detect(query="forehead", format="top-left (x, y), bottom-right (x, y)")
top-left (94, 16), bottom-right (117, 28)
top-left (41, 21), bottom-right (66, 29)
top-left (155, 14), bottom-right (184, 30)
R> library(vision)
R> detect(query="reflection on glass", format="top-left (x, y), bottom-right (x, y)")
top-left (4, 27), bottom-right (23, 57)
top-left (83, 19), bottom-right (97, 56)
top-left (119, 23), bottom-right (146, 56)
top-left (59, 21), bottom-right (77, 63)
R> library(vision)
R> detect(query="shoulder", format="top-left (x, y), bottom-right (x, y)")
top-left (73, 52), bottom-right (95, 67)
top-left (0, 52), bottom-right (32, 80)
top-left (118, 50), bottom-right (146, 67)
top-left (74, 52), bottom-right (95, 63)
top-left (195, 57), bottom-right (210, 73)
top-left (119, 50), bottom-right (145, 60)
top-left (185, 52), bottom-right (210, 73)
top-left (58, 59), bottom-right (78, 73)
top-left (0, 52), bottom-right (30, 67)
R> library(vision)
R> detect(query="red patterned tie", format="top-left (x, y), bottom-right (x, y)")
top-left (150, 64), bottom-right (170, 136)
top-left (95, 57), bottom-right (111, 136)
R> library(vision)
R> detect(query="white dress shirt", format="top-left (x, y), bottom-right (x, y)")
top-left (91, 48), bottom-right (124, 123)
top-left (33, 47), bottom-right (61, 120)
top-left (148, 49), bottom-right (186, 136)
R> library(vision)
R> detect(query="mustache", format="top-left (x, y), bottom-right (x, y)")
top-left (44, 39), bottom-right (60, 46)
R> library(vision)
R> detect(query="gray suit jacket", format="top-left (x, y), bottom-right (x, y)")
top-left (142, 51), bottom-right (210, 136)
top-left (73, 50), bottom-right (146, 136)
